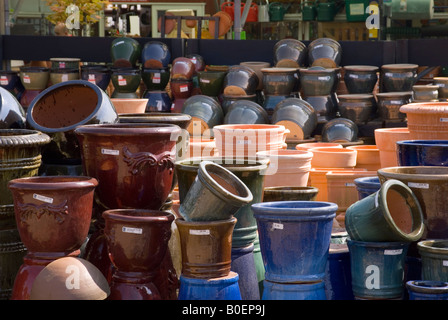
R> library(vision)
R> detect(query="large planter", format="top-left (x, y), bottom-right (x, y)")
top-left (400, 102), bottom-right (448, 139)
top-left (418, 240), bottom-right (448, 282)
top-left (345, 179), bottom-right (425, 242)
top-left (396, 140), bottom-right (448, 166)
top-left (0, 86), bottom-right (26, 129)
top-left (26, 80), bottom-right (118, 165)
top-left (103, 209), bottom-right (174, 300)
top-left (252, 201), bottom-right (337, 283)
top-left (374, 127), bottom-right (410, 168)
top-left (8, 176), bottom-right (98, 300)
top-left (377, 166), bottom-right (448, 239)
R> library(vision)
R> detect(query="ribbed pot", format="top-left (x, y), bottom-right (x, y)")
top-left (400, 102), bottom-right (448, 140)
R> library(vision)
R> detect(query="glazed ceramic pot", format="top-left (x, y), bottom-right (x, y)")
top-left (0, 86), bottom-right (26, 129)
top-left (80, 65), bottom-right (111, 91)
top-left (8, 175), bottom-right (98, 300)
top-left (141, 41), bottom-right (171, 69)
top-left (273, 39), bottom-right (307, 68)
top-left (224, 100), bottom-right (269, 125)
top-left (400, 102), bottom-right (448, 140)
top-left (110, 37), bottom-right (141, 68)
top-left (345, 179), bottom-right (424, 242)
top-left (433, 77), bottom-right (448, 98)
top-left (141, 67), bottom-right (170, 91)
top-left (302, 95), bottom-right (338, 124)
top-left (406, 280), bottom-right (448, 300)
top-left (49, 58), bottom-right (80, 71)
top-left (321, 118), bottom-right (358, 143)
top-left (310, 146), bottom-right (357, 168)
top-left (110, 67), bottom-right (142, 94)
top-left (376, 91), bottom-right (413, 121)
top-left (178, 160), bottom-right (253, 222)
top-left (263, 186), bottom-right (319, 202)
top-left (110, 98), bottom-right (148, 114)
top-left (271, 97), bottom-right (317, 141)
top-left (182, 95), bottom-right (224, 137)
top-left (261, 67), bottom-right (297, 96)
top-left (103, 209), bottom-right (174, 300)
top-left (221, 94), bottom-right (258, 115)
top-left (178, 272), bottom-right (242, 300)
top-left (50, 68), bottom-right (80, 85)
top-left (26, 80), bottom-right (119, 164)
top-left (347, 145), bottom-right (381, 171)
top-left (343, 65), bottom-right (379, 94)
top-left (74, 123), bottom-right (181, 212)
top-left (0, 70), bottom-right (25, 98)
top-left (240, 61), bottom-right (270, 91)
top-left (19, 66), bottom-right (50, 91)
top-left (118, 112), bottom-right (192, 130)
top-left (223, 65), bottom-right (259, 96)
top-left (374, 127), bottom-right (410, 168)
top-left (299, 67), bottom-right (339, 97)
top-left (324, 243), bottom-right (354, 300)
top-left (230, 243), bottom-right (260, 300)
top-left (377, 166), bottom-right (448, 239)
top-left (142, 90), bottom-right (172, 113)
top-left (381, 63), bottom-right (418, 92)
top-left (171, 57), bottom-right (195, 80)
top-left (197, 71), bottom-right (226, 97)
top-left (307, 38), bottom-right (342, 68)
top-left (337, 94), bottom-right (376, 124)
top-left (412, 85), bottom-right (439, 101)
top-left (418, 240), bottom-right (448, 282)
top-left (348, 240), bottom-right (409, 299)
top-left (252, 201), bottom-right (337, 283)
top-left (170, 79), bottom-right (193, 99)
top-left (186, 54), bottom-right (206, 74)
top-left (175, 156), bottom-right (268, 247)
top-left (261, 94), bottom-right (290, 119)
top-left (354, 176), bottom-right (381, 200)
top-left (262, 280), bottom-right (326, 300)
top-left (396, 140), bottom-right (448, 166)
top-left (175, 217), bottom-right (237, 278)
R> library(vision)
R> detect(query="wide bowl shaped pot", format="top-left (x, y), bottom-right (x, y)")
top-left (141, 67), bottom-right (171, 91)
top-left (298, 66), bottom-right (339, 96)
top-left (396, 140), bottom-right (448, 166)
top-left (307, 38), bottom-right (342, 68)
top-left (197, 71), bottom-right (226, 97)
top-left (182, 95), bottom-right (224, 137)
top-left (380, 63), bottom-right (418, 92)
top-left (343, 65), bottom-right (379, 94)
top-left (376, 91), bottom-right (413, 121)
top-left (19, 66), bottom-right (50, 91)
top-left (273, 39), bottom-right (307, 68)
top-left (261, 67), bottom-right (298, 95)
top-left (74, 123), bottom-right (181, 212)
top-left (26, 80), bottom-right (119, 164)
top-left (0, 86), bottom-right (26, 129)
top-left (337, 94), bottom-right (376, 124)
top-left (111, 67), bottom-right (142, 94)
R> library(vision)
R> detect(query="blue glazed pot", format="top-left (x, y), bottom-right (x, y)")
top-left (396, 140), bottom-right (448, 167)
top-left (354, 176), bottom-right (381, 200)
top-left (141, 41), bottom-right (171, 69)
top-left (178, 271), bottom-right (242, 300)
top-left (0, 86), bottom-right (26, 129)
top-left (262, 280), bottom-right (327, 300)
top-left (81, 65), bottom-right (111, 91)
top-left (142, 90), bottom-right (172, 113)
top-left (347, 240), bottom-right (409, 300)
top-left (324, 243), bottom-right (354, 300)
top-left (231, 244), bottom-right (260, 300)
top-left (406, 280), bottom-right (448, 300)
top-left (252, 201), bottom-right (337, 283)
top-left (0, 70), bottom-right (25, 97)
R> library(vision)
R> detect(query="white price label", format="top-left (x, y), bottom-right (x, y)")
top-left (101, 148), bottom-right (119, 156)
top-left (33, 193), bottom-right (54, 204)
top-left (272, 222), bottom-right (284, 230)
top-left (190, 229), bottom-right (210, 235)
top-left (408, 182), bottom-right (429, 189)
top-left (122, 226), bottom-right (142, 234)
top-left (384, 249), bottom-right (403, 255)
top-left (180, 85), bottom-right (189, 92)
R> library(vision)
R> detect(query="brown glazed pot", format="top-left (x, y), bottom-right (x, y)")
top-left (175, 217), bottom-right (236, 279)
top-left (8, 175), bottom-right (98, 300)
top-left (103, 209), bottom-right (174, 300)
top-left (263, 186), bottom-right (319, 202)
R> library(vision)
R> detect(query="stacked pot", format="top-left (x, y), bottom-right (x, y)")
top-left (18, 66), bottom-right (50, 109)
top-left (168, 57), bottom-right (197, 114)
top-left (49, 58), bottom-right (80, 86)
top-left (0, 70), bottom-right (25, 102)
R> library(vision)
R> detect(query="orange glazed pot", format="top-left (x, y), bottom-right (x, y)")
top-left (309, 147), bottom-right (357, 168)
top-left (400, 102), bottom-right (448, 140)
top-left (347, 145), bottom-right (381, 171)
top-left (374, 127), bottom-right (410, 168)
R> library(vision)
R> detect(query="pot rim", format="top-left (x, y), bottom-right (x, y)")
top-left (251, 200), bottom-right (338, 217)
top-left (376, 91), bottom-right (413, 98)
top-left (0, 129), bottom-right (50, 147)
top-left (406, 280), bottom-right (448, 293)
top-left (175, 216), bottom-right (237, 227)
top-left (381, 63), bottom-right (418, 70)
top-left (347, 239), bottom-right (410, 247)
top-left (343, 65), bottom-right (379, 72)
top-left (417, 239), bottom-right (448, 253)
top-left (102, 208), bottom-right (174, 223)
top-left (213, 124), bottom-right (286, 131)
top-left (175, 156), bottom-right (270, 172)
top-left (337, 94), bottom-right (374, 100)
top-left (396, 139), bottom-right (448, 146)
top-left (263, 186), bottom-right (319, 193)
top-left (256, 149), bottom-right (313, 159)
top-left (400, 101), bottom-right (448, 113)
top-left (8, 175), bottom-right (98, 190)
top-left (378, 166), bottom-right (448, 179)
top-left (74, 122), bottom-right (182, 136)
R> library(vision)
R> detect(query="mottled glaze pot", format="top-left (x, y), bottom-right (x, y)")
top-left (381, 64), bottom-right (418, 92)
top-left (406, 280), bottom-right (448, 300)
top-left (343, 65), bottom-right (379, 94)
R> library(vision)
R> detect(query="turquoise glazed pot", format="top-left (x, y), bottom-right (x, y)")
top-left (406, 280), bottom-right (448, 300)
top-left (348, 240), bottom-right (409, 300)
top-left (252, 201), bottom-right (337, 283)
top-left (418, 240), bottom-right (448, 282)
top-left (178, 272), bottom-right (242, 300)
top-left (110, 37), bottom-right (141, 68)
top-left (262, 280), bottom-right (326, 300)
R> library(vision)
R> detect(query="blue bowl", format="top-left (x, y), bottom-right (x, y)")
top-left (397, 140), bottom-right (448, 166)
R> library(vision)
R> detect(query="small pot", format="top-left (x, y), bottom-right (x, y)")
top-left (50, 58), bottom-right (80, 70)
top-left (141, 67), bottom-right (171, 91)
top-left (343, 65), bottom-right (379, 94)
top-left (337, 94), bottom-right (376, 124)
top-left (197, 71), bottom-right (226, 97)
top-left (240, 61), bottom-right (271, 91)
top-left (261, 67), bottom-right (298, 96)
top-left (80, 65), bottom-right (111, 91)
top-left (321, 118), bottom-right (359, 143)
top-left (376, 91), bottom-right (413, 121)
top-left (111, 98), bottom-right (148, 114)
top-left (224, 100), bottom-right (269, 125)
top-left (141, 41), bottom-right (171, 69)
top-left (223, 65), bottom-right (259, 96)
top-left (299, 67), bottom-right (339, 96)
top-left (307, 38), bottom-right (342, 68)
top-left (381, 63), bottom-right (418, 92)
top-left (433, 77), bottom-right (448, 98)
top-left (170, 79), bottom-right (193, 99)
top-left (110, 37), bottom-right (141, 68)
top-left (171, 57), bottom-right (196, 80)
top-left (142, 90), bottom-right (172, 113)
top-left (412, 85), bottom-right (439, 101)
top-left (111, 67), bottom-right (142, 94)
top-left (263, 186), bottom-right (319, 202)
top-left (19, 66), bottom-right (50, 91)
top-left (50, 68), bottom-right (80, 85)
top-left (309, 146), bottom-right (357, 168)
top-left (302, 95), bottom-right (338, 124)
top-left (273, 39), bottom-right (307, 68)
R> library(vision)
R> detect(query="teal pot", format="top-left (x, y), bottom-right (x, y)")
top-left (262, 280), bottom-right (327, 300)
top-left (252, 201), bottom-right (337, 283)
top-left (345, 179), bottom-right (425, 242)
top-left (80, 65), bottom-right (111, 91)
top-left (175, 157), bottom-right (269, 247)
top-left (406, 280), bottom-right (448, 300)
top-left (221, 93), bottom-right (257, 115)
top-left (272, 97), bottom-right (318, 140)
top-left (321, 118), bottom-right (358, 143)
top-left (181, 95), bottom-right (224, 135)
top-left (376, 91), bottom-right (413, 121)
top-left (337, 94), bottom-right (376, 124)
top-left (170, 79), bottom-right (193, 99)
top-left (302, 94), bottom-right (338, 125)
top-left (178, 160), bottom-right (253, 222)
top-left (299, 66), bottom-right (339, 96)
top-left (141, 67), bottom-right (171, 91)
top-left (111, 67), bottom-right (142, 94)
top-left (50, 58), bottom-right (80, 71)
top-left (0, 86), bottom-right (26, 129)
top-left (263, 186), bottom-right (319, 202)
top-left (381, 64), bottom-right (418, 92)
top-left (26, 80), bottom-right (118, 164)
top-left (273, 39), bottom-right (307, 68)
top-left (308, 38), bottom-right (342, 68)
top-left (224, 100), bottom-right (269, 125)
top-left (141, 41), bottom-right (171, 69)
top-left (110, 37), bottom-right (141, 68)
top-left (377, 166), bottom-right (448, 240)
top-left (261, 67), bottom-right (298, 96)
top-left (223, 65), bottom-right (259, 96)
top-left (50, 68), bottom-right (80, 85)
top-left (19, 66), bottom-right (50, 91)
top-left (418, 240), bottom-right (448, 282)
top-left (142, 90), bottom-right (172, 113)
top-left (343, 65), bottom-right (379, 94)
top-left (197, 71), bottom-right (226, 97)
top-left (348, 240), bottom-right (409, 300)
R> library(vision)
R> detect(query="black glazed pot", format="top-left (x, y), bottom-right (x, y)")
top-left (223, 65), bottom-right (259, 96)
top-left (261, 67), bottom-right (298, 96)
top-left (307, 38), bottom-right (342, 68)
top-left (321, 118), bottom-right (358, 143)
top-left (380, 64), bottom-right (418, 93)
top-left (273, 39), bottom-right (307, 68)
top-left (376, 91), bottom-right (413, 121)
top-left (343, 65), bottom-right (379, 94)
top-left (337, 94), bottom-right (376, 124)
top-left (220, 94), bottom-right (258, 115)
top-left (0, 86), bottom-right (26, 129)
top-left (224, 100), bottom-right (269, 125)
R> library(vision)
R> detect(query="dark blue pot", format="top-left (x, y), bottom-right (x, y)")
top-left (0, 86), bottom-right (26, 129)
top-left (354, 176), bottom-right (381, 200)
top-left (397, 140), bottom-right (448, 167)
top-left (0, 70), bottom-right (25, 94)
top-left (262, 280), bottom-right (327, 300)
top-left (406, 280), bottom-right (448, 300)
top-left (324, 243), bottom-right (354, 300)
top-left (141, 41), bottom-right (171, 69)
top-left (231, 244), bottom-right (260, 300)
top-left (252, 201), bottom-right (337, 283)
top-left (81, 65), bottom-right (111, 91)
top-left (142, 90), bottom-right (172, 113)
top-left (178, 272), bottom-right (242, 300)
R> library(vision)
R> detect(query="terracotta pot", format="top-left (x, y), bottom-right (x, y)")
top-left (273, 39), bottom-right (307, 68)
top-left (377, 166), bottom-right (448, 239)
top-left (343, 65), bottom-right (379, 94)
top-left (110, 37), bottom-right (141, 68)
top-left (179, 160), bottom-right (253, 222)
top-left (257, 149), bottom-right (313, 188)
top-left (19, 66), bottom-right (50, 91)
top-left (182, 95), bottom-right (224, 137)
top-left (103, 209), bottom-right (174, 300)
top-left (175, 217), bottom-right (237, 278)
top-left (307, 38), bottom-right (342, 68)
top-left (347, 145), bottom-right (381, 171)
top-left (223, 65), bottom-right (259, 96)
top-left (376, 91), bottom-right (413, 121)
top-left (263, 186), bottom-right (319, 202)
top-left (295, 142), bottom-right (343, 151)
top-left (209, 11), bottom-right (233, 37)
top-left (240, 61), bottom-right (270, 91)
top-left (224, 100), bottom-right (269, 125)
top-left (141, 90), bottom-right (172, 113)
top-left (186, 138), bottom-right (218, 158)
top-left (26, 80), bottom-right (119, 164)
top-left (321, 118), bottom-right (358, 143)
top-left (197, 70), bottom-right (226, 97)
top-left (337, 94), bottom-right (376, 124)
top-left (310, 147), bottom-right (357, 168)
top-left (381, 63), bottom-right (418, 92)
top-left (141, 67), bottom-right (170, 91)
top-left (261, 67), bottom-right (297, 96)
top-left (111, 98), bottom-right (148, 114)
top-left (400, 102), bottom-right (448, 139)
top-left (374, 127), bottom-right (410, 168)
top-left (171, 57), bottom-right (195, 81)
top-left (0, 86), bottom-right (26, 129)
top-left (412, 84), bottom-right (439, 101)
top-left (50, 68), bottom-right (80, 85)
top-left (80, 65), bottom-right (111, 91)
top-left (8, 176), bottom-right (98, 300)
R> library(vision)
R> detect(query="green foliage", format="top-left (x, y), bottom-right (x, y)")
top-left (45, 0), bottom-right (109, 26)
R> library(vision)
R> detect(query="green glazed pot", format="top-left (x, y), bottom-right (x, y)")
top-left (110, 37), bottom-right (141, 68)
top-left (197, 71), bottom-right (226, 97)
top-left (141, 67), bottom-right (171, 91)
top-left (111, 68), bottom-right (142, 94)
top-left (418, 240), bottom-right (448, 282)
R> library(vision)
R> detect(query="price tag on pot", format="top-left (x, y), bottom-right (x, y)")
top-left (440, 118), bottom-right (448, 122)
top-left (88, 74), bottom-right (96, 83)
top-left (443, 260), bottom-right (448, 267)
top-left (118, 76), bottom-right (127, 86)
top-left (384, 249), bottom-right (403, 255)
top-left (374, 191), bottom-right (379, 208)
top-left (318, 76), bottom-right (330, 81)
top-left (59, 62), bottom-right (66, 69)
top-left (190, 229), bottom-right (210, 235)
top-left (0, 76), bottom-right (8, 85)
top-left (23, 75), bottom-right (31, 83)
top-left (200, 78), bottom-right (210, 83)
top-left (152, 73), bottom-right (161, 83)
top-left (180, 85), bottom-right (189, 92)
top-left (345, 182), bottom-right (356, 187)
top-left (33, 193), bottom-right (54, 204)
top-left (101, 148), bottom-right (119, 156)
top-left (272, 222), bottom-right (284, 230)
top-left (61, 74), bottom-right (68, 82)
top-left (156, 100), bottom-right (162, 111)
top-left (122, 226), bottom-right (142, 234)
top-left (408, 182), bottom-right (429, 189)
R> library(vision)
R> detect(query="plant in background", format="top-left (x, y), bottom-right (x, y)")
top-left (45, 0), bottom-right (110, 35)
